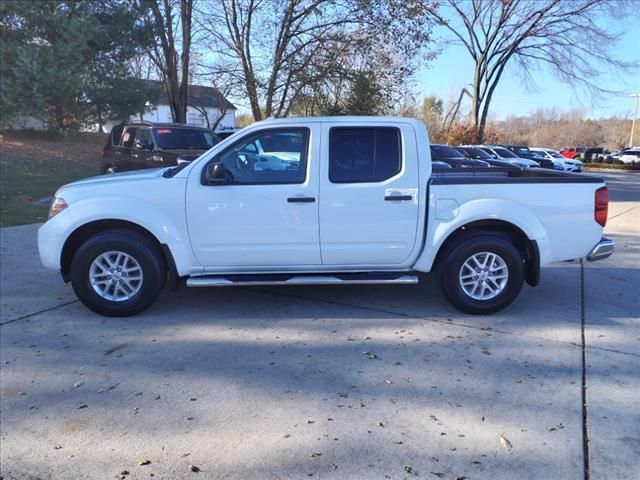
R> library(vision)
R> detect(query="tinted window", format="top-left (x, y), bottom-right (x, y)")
top-left (492, 147), bottom-right (518, 158)
top-left (513, 147), bottom-right (530, 155)
top-left (213, 128), bottom-right (309, 184)
top-left (329, 127), bottom-right (401, 183)
top-left (134, 127), bottom-right (152, 145)
top-left (154, 128), bottom-right (216, 149)
top-left (464, 147), bottom-right (492, 159)
top-left (430, 145), bottom-right (466, 160)
top-left (478, 147), bottom-right (498, 158)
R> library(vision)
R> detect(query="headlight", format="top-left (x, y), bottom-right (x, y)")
top-left (48, 197), bottom-right (68, 219)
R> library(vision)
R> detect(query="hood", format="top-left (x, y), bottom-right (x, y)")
top-left (58, 168), bottom-right (166, 194)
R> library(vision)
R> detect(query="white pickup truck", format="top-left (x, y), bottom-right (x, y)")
top-left (38, 117), bottom-right (614, 317)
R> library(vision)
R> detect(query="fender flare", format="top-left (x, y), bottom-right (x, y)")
top-left (413, 198), bottom-right (550, 272)
top-left (61, 196), bottom-right (196, 277)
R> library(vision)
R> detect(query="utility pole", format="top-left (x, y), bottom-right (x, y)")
top-left (630, 93), bottom-right (640, 148)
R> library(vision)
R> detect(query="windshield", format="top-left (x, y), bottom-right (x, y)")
top-left (463, 147), bottom-right (492, 159)
top-left (546, 150), bottom-right (564, 158)
top-left (513, 147), bottom-right (531, 155)
top-left (154, 128), bottom-right (217, 149)
top-left (478, 147), bottom-right (498, 158)
top-left (431, 145), bottom-right (465, 158)
top-left (492, 147), bottom-right (518, 158)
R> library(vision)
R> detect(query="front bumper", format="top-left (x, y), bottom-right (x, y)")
top-left (586, 237), bottom-right (615, 262)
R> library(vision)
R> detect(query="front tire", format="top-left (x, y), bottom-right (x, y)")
top-left (70, 230), bottom-right (167, 317)
top-left (438, 234), bottom-right (524, 315)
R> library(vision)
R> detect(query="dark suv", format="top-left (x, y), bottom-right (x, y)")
top-left (102, 122), bottom-right (219, 173)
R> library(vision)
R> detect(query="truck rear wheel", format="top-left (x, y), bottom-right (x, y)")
top-left (438, 234), bottom-right (524, 315)
top-left (70, 230), bottom-right (167, 317)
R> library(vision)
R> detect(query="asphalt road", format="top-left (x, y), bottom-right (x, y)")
top-left (1, 173), bottom-right (638, 480)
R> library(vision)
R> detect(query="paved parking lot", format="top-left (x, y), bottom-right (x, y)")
top-left (1, 173), bottom-right (638, 480)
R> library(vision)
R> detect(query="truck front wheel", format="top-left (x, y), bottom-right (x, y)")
top-left (438, 234), bottom-right (524, 315)
top-left (70, 230), bottom-right (167, 317)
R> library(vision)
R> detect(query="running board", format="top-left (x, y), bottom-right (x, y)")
top-left (186, 272), bottom-right (419, 288)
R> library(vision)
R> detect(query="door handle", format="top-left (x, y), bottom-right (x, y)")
top-left (384, 195), bottom-right (413, 201)
top-left (287, 197), bottom-right (316, 203)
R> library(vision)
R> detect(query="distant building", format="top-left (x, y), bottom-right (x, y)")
top-left (3, 80), bottom-right (237, 133)
top-left (104, 80), bottom-right (237, 134)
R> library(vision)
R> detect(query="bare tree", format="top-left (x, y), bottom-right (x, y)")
top-left (427, 0), bottom-right (637, 142)
top-left (199, 0), bottom-right (435, 121)
top-left (146, 0), bottom-right (194, 123)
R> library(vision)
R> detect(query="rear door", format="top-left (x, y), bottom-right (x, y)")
top-left (131, 126), bottom-right (154, 169)
top-left (318, 122), bottom-right (420, 266)
top-left (117, 126), bottom-right (137, 171)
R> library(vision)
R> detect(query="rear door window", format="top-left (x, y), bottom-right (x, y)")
top-left (329, 127), bottom-right (401, 183)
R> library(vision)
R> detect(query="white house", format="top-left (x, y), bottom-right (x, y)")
top-left (103, 81), bottom-right (237, 134)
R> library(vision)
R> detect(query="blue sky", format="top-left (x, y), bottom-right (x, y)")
top-left (416, 23), bottom-right (640, 120)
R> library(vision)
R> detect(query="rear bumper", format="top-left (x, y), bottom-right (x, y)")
top-left (586, 237), bottom-right (615, 262)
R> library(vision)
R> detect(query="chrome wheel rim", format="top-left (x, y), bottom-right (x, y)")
top-left (459, 251), bottom-right (509, 301)
top-left (89, 251), bottom-right (143, 302)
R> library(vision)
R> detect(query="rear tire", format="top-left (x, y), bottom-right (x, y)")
top-left (438, 233), bottom-right (524, 315)
top-left (70, 230), bottom-right (166, 317)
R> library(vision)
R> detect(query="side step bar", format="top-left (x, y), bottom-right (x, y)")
top-left (186, 272), bottom-right (419, 288)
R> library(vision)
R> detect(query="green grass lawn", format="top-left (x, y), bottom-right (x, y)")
top-left (0, 158), bottom-right (97, 227)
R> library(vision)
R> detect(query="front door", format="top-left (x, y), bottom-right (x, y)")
top-left (186, 125), bottom-right (321, 268)
top-left (318, 122), bottom-right (420, 266)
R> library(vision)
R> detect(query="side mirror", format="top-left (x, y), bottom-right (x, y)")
top-left (135, 138), bottom-right (152, 150)
top-left (204, 162), bottom-right (229, 185)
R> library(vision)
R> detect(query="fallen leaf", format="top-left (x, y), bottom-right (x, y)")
top-left (97, 384), bottom-right (118, 393)
top-left (499, 434), bottom-right (512, 451)
top-left (430, 473), bottom-right (444, 478)
top-left (72, 380), bottom-right (84, 389)
top-left (310, 452), bottom-right (322, 458)
top-left (76, 401), bottom-right (87, 409)
top-left (377, 422), bottom-right (385, 427)
top-left (384, 379), bottom-right (393, 384)
top-left (120, 470), bottom-right (130, 476)
top-left (515, 378), bottom-right (522, 384)
top-left (138, 459), bottom-right (151, 466)
top-left (54, 445), bottom-right (62, 450)
top-left (404, 466), bottom-right (418, 475)
top-left (188, 464), bottom-right (200, 472)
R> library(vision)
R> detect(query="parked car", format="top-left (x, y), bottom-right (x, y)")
top-left (475, 145), bottom-right (540, 168)
top-left (502, 145), bottom-right (556, 169)
top-left (102, 122), bottom-right (219, 174)
top-left (618, 149), bottom-right (640, 164)
top-left (39, 116), bottom-right (614, 317)
top-left (530, 148), bottom-right (583, 172)
top-left (430, 144), bottom-right (489, 168)
top-left (454, 146), bottom-right (516, 168)
top-left (215, 128), bottom-right (240, 141)
top-left (560, 147), bottom-right (586, 159)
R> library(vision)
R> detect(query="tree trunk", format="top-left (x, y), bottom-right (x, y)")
top-left (54, 104), bottom-right (64, 130)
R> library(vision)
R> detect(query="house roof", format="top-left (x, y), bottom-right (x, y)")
top-left (145, 80), bottom-right (237, 111)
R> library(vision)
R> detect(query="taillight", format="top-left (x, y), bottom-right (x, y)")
top-left (595, 186), bottom-right (608, 227)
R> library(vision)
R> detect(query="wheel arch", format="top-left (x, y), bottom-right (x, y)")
top-left (436, 220), bottom-right (540, 287)
top-left (60, 219), bottom-right (179, 287)
top-left (415, 216), bottom-right (542, 287)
